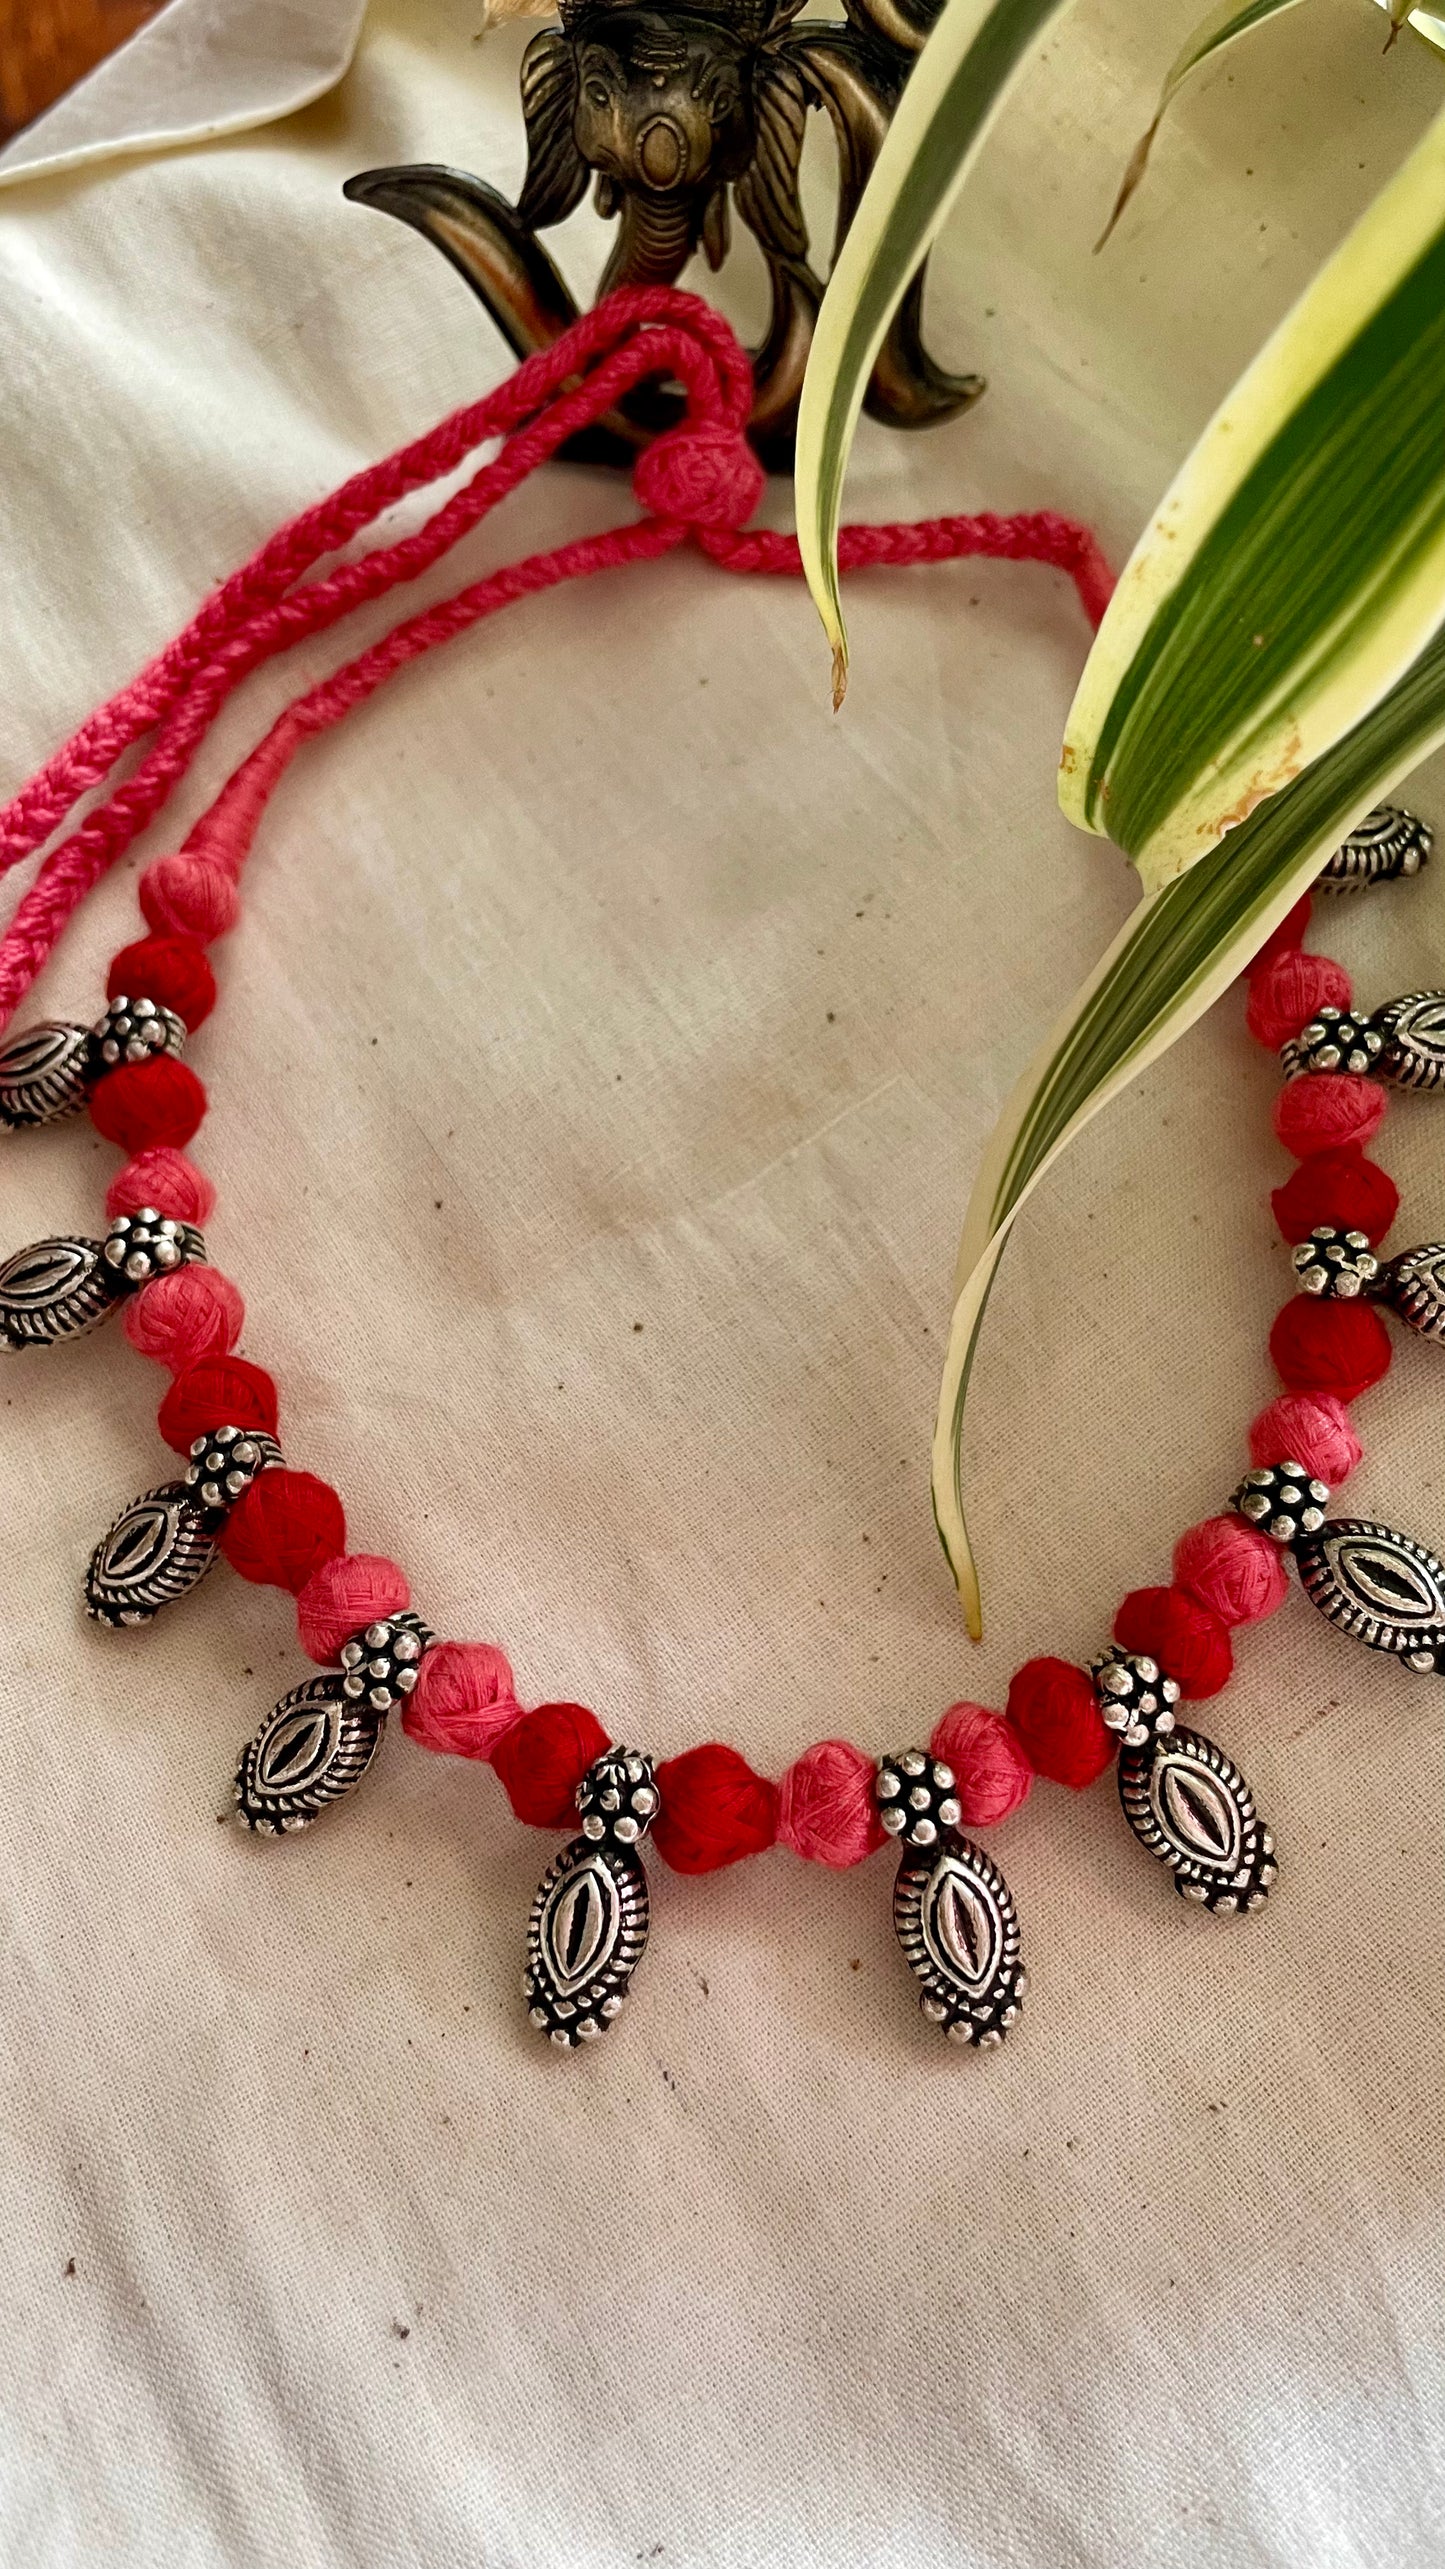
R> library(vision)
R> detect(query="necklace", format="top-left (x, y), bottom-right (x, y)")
top-left (0, 289), bottom-right (1438, 2058)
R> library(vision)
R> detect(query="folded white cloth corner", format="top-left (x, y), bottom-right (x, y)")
top-left (0, 3), bottom-right (1440, 2565)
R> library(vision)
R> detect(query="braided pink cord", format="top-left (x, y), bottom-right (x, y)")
top-left (0, 287), bottom-right (1112, 1026)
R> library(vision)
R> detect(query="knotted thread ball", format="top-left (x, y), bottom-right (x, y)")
top-left (929, 1701), bottom-right (1033, 1825)
top-left (158, 1355), bottom-right (278, 1452)
top-left (140, 853), bottom-right (240, 944)
top-left (493, 1703), bottom-right (609, 1828)
top-left (106, 1147), bottom-right (216, 1226)
top-left (1274, 1071), bottom-right (1385, 1159)
top-left (221, 1468), bottom-right (346, 1592)
top-left (1269, 1295), bottom-right (1392, 1399)
top-left (298, 1553), bottom-right (412, 1663)
top-left (1005, 1657), bottom-right (1114, 1789)
top-left (652, 1741), bottom-right (779, 1872)
top-left (1271, 1146), bottom-right (1398, 1247)
top-left (777, 1738), bottom-right (884, 1867)
top-left (1246, 950), bottom-right (1351, 1049)
top-left (124, 1263), bottom-right (244, 1370)
top-left (107, 934), bottom-right (217, 1031)
top-left (89, 1055), bottom-right (207, 1152)
top-left (632, 422), bottom-right (765, 531)
top-left (1249, 1389), bottom-right (1362, 1485)
top-left (402, 1639), bottom-right (520, 1761)
top-left (1172, 1515), bottom-right (1288, 1626)
top-left (1112, 1586), bottom-right (1233, 1699)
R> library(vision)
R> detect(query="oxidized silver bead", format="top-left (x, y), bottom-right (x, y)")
top-left (1290, 1224), bottom-right (1378, 1300)
top-left (336, 1612), bottom-right (435, 1714)
top-left (234, 1672), bottom-right (389, 1834)
top-left (184, 1425), bottom-right (285, 1513)
top-left (1294, 1517), bottom-right (1445, 1671)
top-left (90, 993), bottom-right (186, 1073)
top-left (525, 1747), bottom-right (655, 2048)
top-left (576, 1746), bottom-right (659, 1849)
top-left (1230, 1460), bottom-right (1329, 1545)
top-left (0, 1233), bottom-right (126, 1349)
top-left (1280, 1007), bottom-right (1383, 1080)
top-left (1368, 990), bottom-right (1445, 1092)
top-left (1089, 1645), bottom-right (1178, 1745)
top-left (1377, 1240), bottom-right (1445, 1342)
top-left (101, 1207), bottom-right (206, 1287)
top-left (86, 1482), bottom-right (220, 1626)
top-left (1317, 803), bottom-right (1432, 891)
top-left (891, 1833), bottom-right (1027, 2047)
top-left (875, 1748), bottom-right (961, 1850)
top-left (0, 1020), bottom-right (93, 1128)
top-left (1117, 1724), bottom-right (1277, 1912)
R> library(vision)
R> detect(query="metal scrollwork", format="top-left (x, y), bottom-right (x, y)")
top-left (1294, 1516), bottom-right (1445, 1670)
top-left (233, 1675), bottom-right (388, 1835)
top-left (1117, 1725), bottom-right (1277, 1914)
top-left (525, 1747), bottom-right (659, 2045)
top-left (344, 0), bottom-right (979, 471)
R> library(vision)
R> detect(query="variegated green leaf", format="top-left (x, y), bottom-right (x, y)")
top-left (1061, 99), bottom-right (1445, 892)
top-left (795, 0), bottom-right (1075, 703)
top-left (935, 629), bottom-right (1445, 1632)
top-left (1097, 0), bottom-right (1313, 250)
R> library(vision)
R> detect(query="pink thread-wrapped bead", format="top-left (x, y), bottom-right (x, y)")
top-left (1274, 1072), bottom-right (1385, 1159)
top-left (929, 1701), bottom-right (1033, 1826)
top-left (1249, 1390), bottom-right (1362, 1486)
top-left (297, 1554), bottom-right (411, 1663)
top-left (401, 1640), bottom-right (520, 1761)
top-left (139, 853), bottom-right (240, 944)
top-left (105, 1147), bottom-right (216, 1226)
top-left (1246, 951), bottom-right (1351, 1049)
top-left (123, 1263), bottom-right (243, 1370)
top-left (776, 1738), bottom-right (884, 1867)
top-left (1173, 1515), bottom-right (1289, 1626)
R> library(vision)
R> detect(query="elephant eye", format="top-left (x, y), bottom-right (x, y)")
top-left (584, 79), bottom-right (611, 106)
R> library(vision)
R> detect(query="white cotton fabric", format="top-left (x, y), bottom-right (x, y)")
top-left (0, 2), bottom-right (1441, 2561)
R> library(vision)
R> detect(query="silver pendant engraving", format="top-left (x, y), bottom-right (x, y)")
top-left (0, 1234), bottom-right (120, 1348)
top-left (1118, 1725), bottom-right (1277, 1911)
top-left (892, 1835), bottom-right (1026, 2046)
top-left (86, 1483), bottom-right (219, 1627)
top-left (1294, 1516), bottom-right (1445, 1668)
top-left (1318, 804), bottom-right (1433, 891)
top-left (1379, 1241), bottom-right (1445, 1342)
top-left (524, 1747), bottom-right (657, 2046)
top-left (0, 1020), bottom-right (92, 1128)
top-left (1371, 989), bottom-right (1445, 1091)
top-left (233, 1675), bottom-right (386, 1834)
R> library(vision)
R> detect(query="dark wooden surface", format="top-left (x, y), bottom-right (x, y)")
top-left (0, 0), bottom-right (161, 143)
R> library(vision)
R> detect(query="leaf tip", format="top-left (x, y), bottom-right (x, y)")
top-left (831, 643), bottom-right (848, 712)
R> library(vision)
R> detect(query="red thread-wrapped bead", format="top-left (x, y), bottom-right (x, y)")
top-left (158, 1356), bottom-right (278, 1453)
top-left (89, 1055), bottom-right (206, 1151)
top-left (297, 1554), bottom-right (412, 1662)
top-left (1271, 1147), bottom-right (1398, 1246)
top-left (1245, 950), bottom-right (1350, 1049)
top-left (493, 1703), bottom-right (609, 1828)
top-left (1173, 1516), bottom-right (1288, 1625)
top-left (221, 1470), bottom-right (346, 1592)
top-left (402, 1640), bottom-right (521, 1761)
top-left (776, 1739), bottom-right (884, 1866)
top-left (107, 934), bottom-right (217, 1031)
top-left (1112, 1585), bottom-right (1232, 1699)
top-left (1273, 1072), bottom-right (1385, 1160)
top-left (139, 854), bottom-right (240, 944)
top-left (929, 1702), bottom-right (1033, 1824)
top-left (1247, 896), bottom-right (1312, 980)
top-left (1249, 1390), bottom-right (1362, 1484)
top-left (1269, 1296), bottom-right (1392, 1399)
top-left (106, 1147), bottom-right (215, 1226)
top-left (652, 1742), bottom-right (779, 1873)
top-left (1004, 1658), bottom-right (1113, 1789)
top-left (123, 1264), bottom-right (243, 1369)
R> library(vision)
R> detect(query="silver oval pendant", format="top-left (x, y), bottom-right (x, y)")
top-left (525, 1839), bottom-right (650, 2047)
top-left (1319, 804), bottom-right (1432, 891)
top-left (0, 1021), bottom-right (93, 1128)
top-left (1373, 989), bottom-right (1445, 1091)
top-left (892, 1836), bottom-right (1026, 2047)
top-left (85, 1483), bottom-right (218, 1627)
top-left (0, 1234), bottom-right (118, 1349)
top-left (1295, 1516), bottom-right (1445, 1667)
top-left (233, 1676), bottom-right (386, 1834)
top-left (1118, 1725), bottom-right (1276, 1912)
top-left (1380, 1241), bottom-right (1445, 1343)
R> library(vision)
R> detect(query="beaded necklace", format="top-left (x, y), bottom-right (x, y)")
top-left (1, 290), bottom-right (1439, 2055)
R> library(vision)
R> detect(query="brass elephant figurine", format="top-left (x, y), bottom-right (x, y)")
top-left (345, 0), bottom-right (981, 470)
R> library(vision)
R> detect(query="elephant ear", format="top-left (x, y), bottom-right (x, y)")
top-left (735, 53), bottom-right (809, 263)
top-left (516, 31), bottom-right (589, 230)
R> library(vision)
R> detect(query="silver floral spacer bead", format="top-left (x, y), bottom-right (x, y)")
top-left (875, 1749), bottom-right (961, 1850)
top-left (336, 1612), bottom-right (435, 1713)
top-left (101, 1207), bottom-right (206, 1287)
top-left (1290, 1224), bottom-right (1378, 1300)
top-left (184, 1425), bottom-right (285, 1514)
top-left (90, 993), bottom-right (187, 1073)
top-left (1230, 1460), bottom-right (1330, 1546)
top-left (1280, 1007), bottom-right (1383, 1080)
top-left (1089, 1646), bottom-right (1179, 1746)
top-left (576, 1747), bottom-right (659, 1850)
